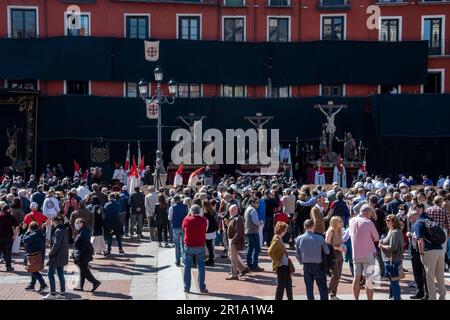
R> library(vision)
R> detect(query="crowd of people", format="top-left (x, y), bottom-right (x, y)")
top-left (0, 168), bottom-right (449, 300)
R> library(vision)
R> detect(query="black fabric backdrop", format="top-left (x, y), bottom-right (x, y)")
top-left (0, 37), bottom-right (113, 80)
top-left (112, 38), bottom-right (269, 85)
top-left (37, 95), bottom-right (367, 142)
top-left (270, 41), bottom-right (429, 86)
top-left (370, 94), bottom-right (450, 137)
top-left (0, 37), bottom-right (428, 85)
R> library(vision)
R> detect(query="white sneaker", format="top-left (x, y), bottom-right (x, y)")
top-left (42, 293), bottom-right (58, 300)
top-left (57, 293), bottom-right (66, 299)
top-left (330, 296), bottom-right (340, 300)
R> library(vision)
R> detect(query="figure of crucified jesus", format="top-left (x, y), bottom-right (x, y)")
top-left (318, 105), bottom-right (343, 137)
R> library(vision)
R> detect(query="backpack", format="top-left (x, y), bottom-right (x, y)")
top-left (423, 219), bottom-right (446, 246)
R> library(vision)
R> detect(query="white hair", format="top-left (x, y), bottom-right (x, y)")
top-left (18, 189), bottom-right (27, 197)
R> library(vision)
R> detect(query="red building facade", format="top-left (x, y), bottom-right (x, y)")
top-left (0, 0), bottom-right (449, 98)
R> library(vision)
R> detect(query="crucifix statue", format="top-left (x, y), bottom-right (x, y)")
top-left (177, 113), bottom-right (207, 162)
top-left (178, 113), bottom-right (207, 138)
top-left (314, 101), bottom-right (347, 158)
top-left (245, 112), bottom-right (273, 142)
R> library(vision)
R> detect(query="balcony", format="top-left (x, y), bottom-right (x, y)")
top-left (267, 0), bottom-right (292, 7)
top-left (317, 0), bottom-right (351, 10)
top-left (427, 39), bottom-right (450, 56)
top-left (224, 0), bottom-right (246, 6)
top-left (419, 0), bottom-right (450, 5)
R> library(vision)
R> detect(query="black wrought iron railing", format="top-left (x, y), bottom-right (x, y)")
top-left (268, 0), bottom-right (291, 6)
top-left (317, 0), bottom-right (351, 9)
top-left (427, 39), bottom-right (450, 56)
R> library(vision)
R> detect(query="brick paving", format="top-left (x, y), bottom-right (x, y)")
top-left (1, 239), bottom-right (449, 300)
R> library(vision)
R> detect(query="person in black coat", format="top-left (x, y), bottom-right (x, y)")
top-left (87, 196), bottom-right (107, 255)
top-left (72, 218), bottom-right (101, 292)
top-left (22, 222), bottom-right (47, 292)
top-left (44, 216), bottom-right (69, 299)
top-left (154, 194), bottom-right (169, 247)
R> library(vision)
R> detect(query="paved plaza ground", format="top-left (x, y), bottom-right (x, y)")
top-left (1, 232), bottom-right (449, 300)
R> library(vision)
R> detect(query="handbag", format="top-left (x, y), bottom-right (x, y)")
top-left (389, 259), bottom-right (405, 281)
top-left (26, 251), bottom-right (44, 273)
top-left (287, 257), bottom-right (296, 274)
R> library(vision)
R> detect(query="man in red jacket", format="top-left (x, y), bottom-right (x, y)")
top-left (182, 204), bottom-right (208, 293)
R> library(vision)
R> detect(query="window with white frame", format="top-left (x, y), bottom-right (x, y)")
top-left (177, 84), bottom-right (201, 98)
top-left (268, 18), bottom-right (289, 42)
top-left (126, 16), bottom-right (149, 39)
top-left (224, 0), bottom-right (245, 6)
top-left (380, 19), bottom-right (399, 42)
top-left (423, 71), bottom-right (443, 94)
top-left (268, 0), bottom-right (291, 6)
top-left (423, 18), bottom-right (443, 56)
top-left (222, 85), bottom-right (245, 97)
top-left (269, 86), bottom-right (290, 98)
top-left (125, 82), bottom-right (150, 98)
top-left (321, 84), bottom-right (344, 97)
top-left (6, 79), bottom-right (38, 90)
top-left (178, 16), bottom-right (200, 40)
top-left (66, 12), bottom-right (90, 36)
top-left (66, 80), bottom-right (90, 95)
top-left (223, 18), bottom-right (245, 42)
top-left (380, 85), bottom-right (399, 94)
top-left (10, 8), bottom-right (37, 38)
top-left (322, 16), bottom-right (345, 40)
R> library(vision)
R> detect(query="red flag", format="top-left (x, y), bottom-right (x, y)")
top-left (174, 162), bottom-right (184, 186)
top-left (124, 143), bottom-right (130, 171)
top-left (188, 166), bottom-right (204, 187)
top-left (129, 155), bottom-right (137, 177)
top-left (139, 155), bottom-right (145, 173)
top-left (73, 160), bottom-right (80, 173)
top-left (176, 162), bottom-right (184, 175)
top-left (115, 161), bottom-right (119, 169)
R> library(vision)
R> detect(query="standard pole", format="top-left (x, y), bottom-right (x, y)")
top-left (155, 81), bottom-right (162, 190)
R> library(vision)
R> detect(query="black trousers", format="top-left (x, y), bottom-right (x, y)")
top-left (263, 217), bottom-right (274, 247)
top-left (275, 265), bottom-right (293, 300)
top-left (76, 261), bottom-right (99, 289)
top-left (157, 224), bottom-right (168, 243)
top-left (206, 239), bottom-right (214, 262)
top-left (411, 247), bottom-right (427, 296)
top-left (0, 239), bottom-right (13, 268)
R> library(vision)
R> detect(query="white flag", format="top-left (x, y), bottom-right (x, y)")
top-left (146, 100), bottom-right (159, 119)
top-left (144, 40), bottom-right (159, 62)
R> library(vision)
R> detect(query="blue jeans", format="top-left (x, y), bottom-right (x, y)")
top-left (384, 260), bottom-right (401, 300)
top-left (172, 228), bottom-right (184, 265)
top-left (344, 238), bottom-right (354, 276)
top-left (246, 233), bottom-right (261, 269)
top-left (183, 246), bottom-right (206, 291)
top-left (303, 263), bottom-right (328, 300)
top-left (48, 266), bottom-right (65, 293)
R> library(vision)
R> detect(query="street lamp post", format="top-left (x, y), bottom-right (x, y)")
top-left (138, 66), bottom-right (177, 189)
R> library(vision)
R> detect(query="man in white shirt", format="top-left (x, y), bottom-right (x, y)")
top-left (363, 177), bottom-right (374, 191)
top-left (281, 188), bottom-right (296, 216)
top-left (42, 189), bottom-right (60, 240)
top-left (76, 181), bottom-right (90, 202)
top-left (145, 186), bottom-right (158, 241)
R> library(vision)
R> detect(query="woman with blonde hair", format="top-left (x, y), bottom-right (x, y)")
top-left (379, 214), bottom-right (404, 300)
top-left (325, 216), bottom-right (345, 300)
top-left (268, 221), bottom-right (293, 300)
